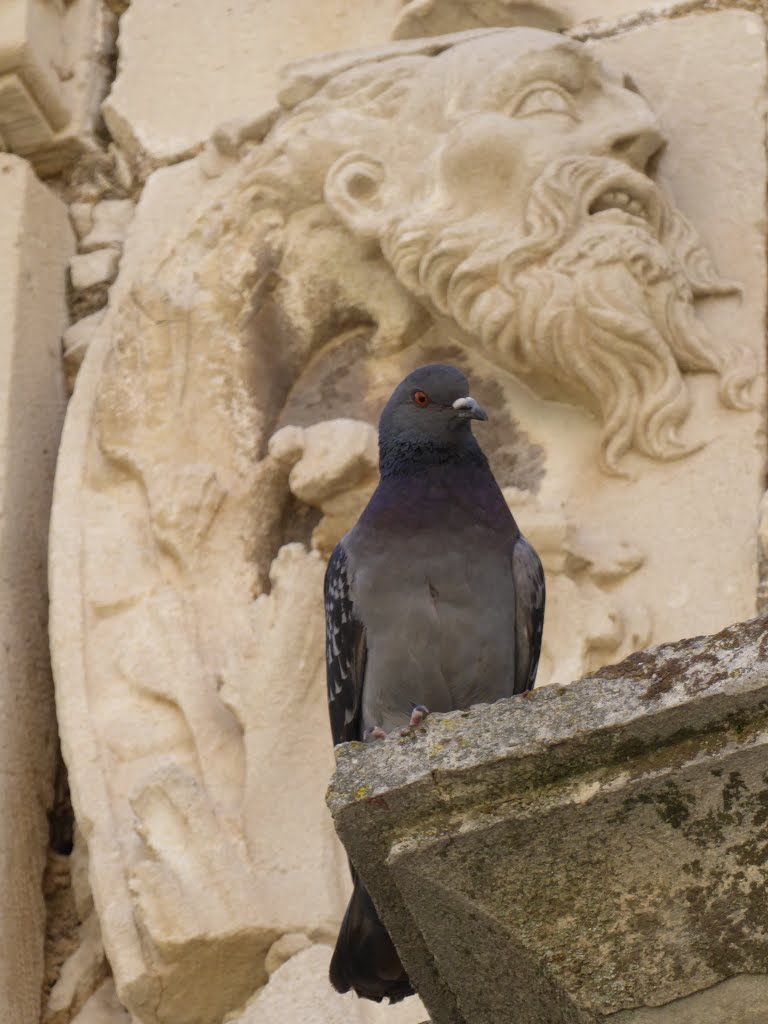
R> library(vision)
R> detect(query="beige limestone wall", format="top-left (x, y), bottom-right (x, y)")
top-left (102, 0), bottom-right (404, 166)
top-left (0, 154), bottom-right (73, 1024)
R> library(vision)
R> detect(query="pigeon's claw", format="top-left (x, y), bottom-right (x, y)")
top-left (364, 725), bottom-right (388, 741)
top-left (409, 704), bottom-right (430, 728)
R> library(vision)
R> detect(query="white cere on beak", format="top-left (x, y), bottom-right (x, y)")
top-left (452, 396), bottom-right (488, 420)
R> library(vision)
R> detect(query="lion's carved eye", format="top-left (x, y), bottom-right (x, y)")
top-left (512, 84), bottom-right (577, 120)
top-left (413, 390), bottom-right (430, 407)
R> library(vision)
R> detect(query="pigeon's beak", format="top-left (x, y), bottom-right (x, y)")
top-left (452, 396), bottom-right (488, 422)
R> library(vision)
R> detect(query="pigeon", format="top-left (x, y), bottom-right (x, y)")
top-left (325, 363), bottom-right (545, 1002)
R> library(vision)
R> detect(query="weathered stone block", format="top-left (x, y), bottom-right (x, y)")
top-left (0, 0), bottom-right (113, 174)
top-left (79, 199), bottom-right (135, 252)
top-left (0, 0), bottom-right (70, 134)
top-left (102, 0), bottom-right (403, 165)
top-left (69, 249), bottom-right (120, 290)
top-left (328, 617), bottom-right (768, 1024)
top-left (0, 154), bottom-right (73, 1024)
top-left (69, 979), bottom-right (130, 1024)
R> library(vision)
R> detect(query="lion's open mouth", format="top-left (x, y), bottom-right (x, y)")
top-left (588, 188), bottom-right (650, 221)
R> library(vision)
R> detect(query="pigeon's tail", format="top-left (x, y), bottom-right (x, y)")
top-left (329, 873), bottom-right (414, 1003)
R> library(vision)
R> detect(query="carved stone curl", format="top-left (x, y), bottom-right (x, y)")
top-left (50, 26), bottom-right (763, 1023)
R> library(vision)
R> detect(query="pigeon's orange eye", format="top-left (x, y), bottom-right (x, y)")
top-left (413, 390), bottom-right (430, 407)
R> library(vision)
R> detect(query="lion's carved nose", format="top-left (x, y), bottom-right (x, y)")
top-left (610, 125), bottom-right (666, 174)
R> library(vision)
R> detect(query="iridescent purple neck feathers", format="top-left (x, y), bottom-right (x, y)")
top-left (378, 431), bottom-right (488, 479)
top-left (359, 457), bottom-right (516, 537)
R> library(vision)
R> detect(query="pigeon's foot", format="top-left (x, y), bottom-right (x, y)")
top-left (409, 704), bottom-right (430, 727)
top-left (364, 726), bottom-right (388, 741)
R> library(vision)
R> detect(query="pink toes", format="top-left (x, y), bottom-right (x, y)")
top-left (409, 704), bottom-right (429, 728)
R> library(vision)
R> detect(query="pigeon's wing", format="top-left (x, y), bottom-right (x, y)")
top-left (511, 535), bottom-right (545, 693)
top-left (325, 541), bottom-right (367, 745)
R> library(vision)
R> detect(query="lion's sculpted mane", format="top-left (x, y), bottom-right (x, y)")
top-left (237, 28), bottom-right (753, 470)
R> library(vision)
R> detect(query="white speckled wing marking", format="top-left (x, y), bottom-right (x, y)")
top-left (325, 542), bottom-right (367, 745)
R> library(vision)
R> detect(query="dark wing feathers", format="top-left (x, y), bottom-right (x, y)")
top-left (325, 545), bottom-right (413, 1002)
top-left (329, 874), bottom-right (413, 1002)
top-left (325, 542), bottom-right (367, 745)
top-left (512, 535), bottom-right (545, 693)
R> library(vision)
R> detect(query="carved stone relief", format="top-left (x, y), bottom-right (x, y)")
top-left (50, 15), bottom-right (766, 1024)
top-left (392, 0), bottom-right (669, 40)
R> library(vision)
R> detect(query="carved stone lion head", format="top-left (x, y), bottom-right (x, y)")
top-left (238, 27), bottom-right (753, 470)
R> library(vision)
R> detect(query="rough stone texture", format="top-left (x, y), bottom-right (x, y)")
top-left (102, 0), bottom-right (403, 165)
top-left (79, 199), bottom-right (135, 252)
top-left (329, 616), bottom-right (768, 1024)
top-left (69, 249), bottom-right (120, 290)
top-left (610, 975), bottom-right (768, 1023)
top-left (68, 980), bottom-right (130, 1024)
top-left (0, 0), bottom-right (114, 174)
top-left (393, 0), bottom-right (670, 38)
top-left (49, 13), bottom-right (768, 1023)
top-left (0, 155), bottom-right (73, 1024)
top-left (70, 202), bottom-right (95, 241)
top-left (43, 846), bottom-right (81, 1016)
top-left (46, 913), bottom-right (108, 1024)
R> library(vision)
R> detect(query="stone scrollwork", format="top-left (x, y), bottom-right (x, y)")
top-left (50, 25), bottom-right (762, 1024)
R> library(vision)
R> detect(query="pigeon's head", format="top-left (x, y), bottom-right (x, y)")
top-left (378, 364), bottom-right (488, 452)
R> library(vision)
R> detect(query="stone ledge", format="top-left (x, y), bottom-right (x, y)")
top-left (328, 617), bottom-right (768, 1024)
